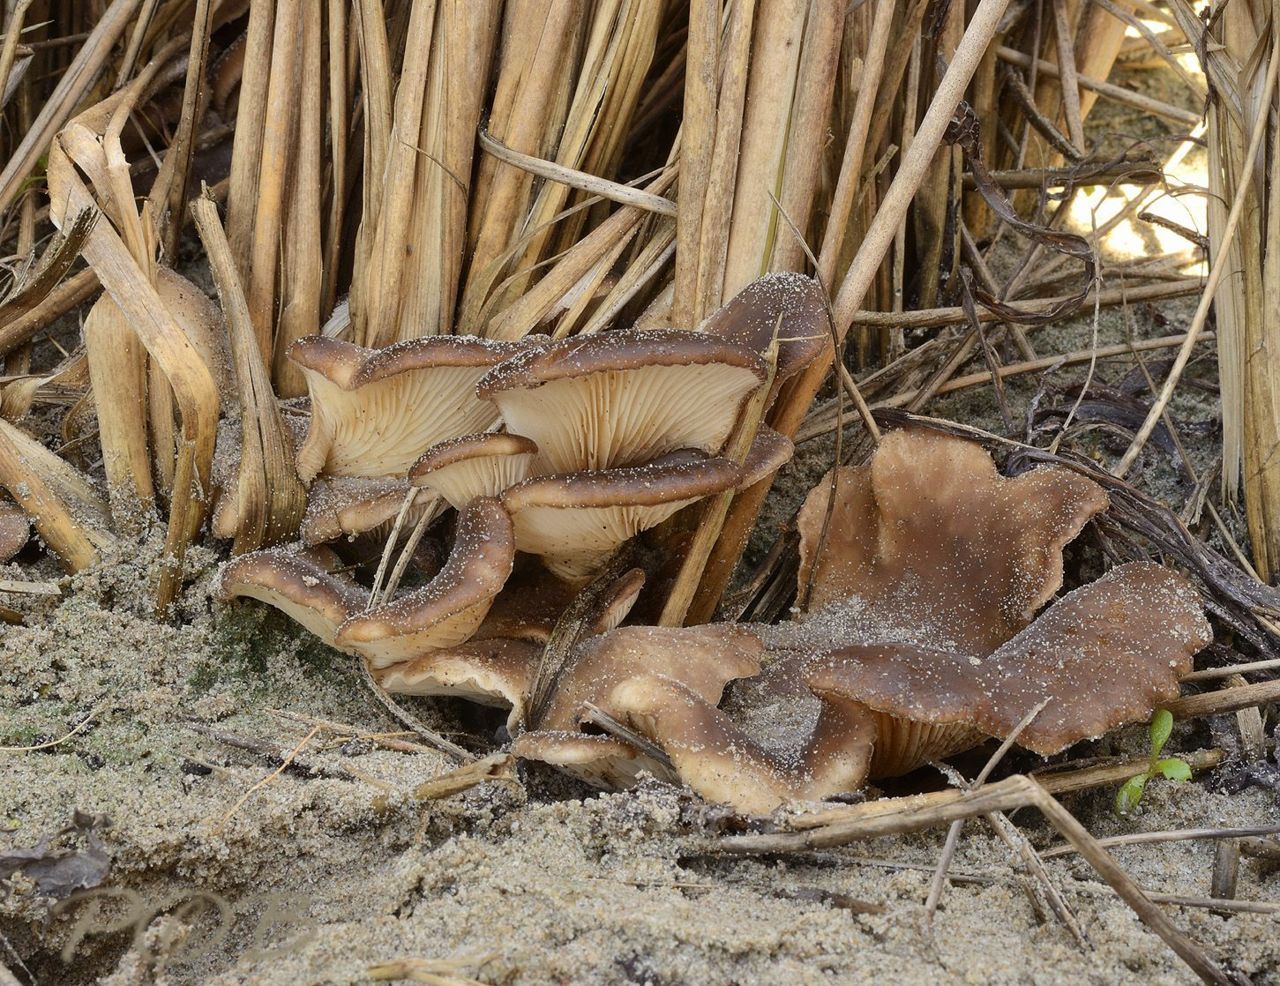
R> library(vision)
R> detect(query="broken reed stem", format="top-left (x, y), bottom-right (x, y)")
top-left (658, 328), bottom-right (779, 627)
top-left (191, 191), bottom-right (305, 552)
top-left (1040, 824), bottom-right (1280, 860)
top-left (694, 0), bottom-right (1014, 620)
top-left (1114, 34), bottom-right (1279, 478)
top-left (478, 129), bottom-right (677, 217)
top-left (994, 45), bottom-right (1201, 127)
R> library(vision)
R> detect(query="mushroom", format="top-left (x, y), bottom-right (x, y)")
top-left (500, 451), bottom-right (742, 583)
top-left (501, 430), bottom-right (794, 584)
top-left (334, 497), bottom-right (515, 668)
top-left (511, 624), bottom-right (764, 789)
top-left (300, 475), bottom-right (443, 545)
top-left (796, 424), bottom-right (1111, 653)
top-left (290, 334), bottom-right (530, 483)
top-left (476, 330), bottom-right (766, 473)
top-left (807, 561), bottom-right (1211, 774)
top-left (373, 637), bottom-right (543, 728)
top-left (222, 498), bottom-right (515, 671)
top-left (408, 432), bottom-right (539, 509)
top-left (0, 500), bottom-right (28, 563)
top-left (578, 428), bottom-right (1211, 814)
top-left (700, 272), bottom-right (828, 410)
top-left (219, 546), bottom-right (364, 648)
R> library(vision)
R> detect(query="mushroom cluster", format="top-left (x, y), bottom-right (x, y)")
top-left (513, 427), bottom-right (1212, 814)
top-left (219, 277), bottom-right (1212, 817)
top-left (221, 272), bottom-right (826, 707)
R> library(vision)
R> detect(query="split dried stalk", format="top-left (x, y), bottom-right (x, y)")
top-left (192, 192), bottom-right (305, 552)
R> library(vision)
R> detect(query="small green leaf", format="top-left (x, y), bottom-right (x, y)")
top-left (1115, 774), bottom-right (1149, 815)
top-left (1155, 758), bottom-right (1192, 782)
top-left (1149, 709), bottom-right (1174, 757)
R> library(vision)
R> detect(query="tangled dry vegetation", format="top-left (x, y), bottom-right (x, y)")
top-left (1, 0), bottom-right (1280, 983)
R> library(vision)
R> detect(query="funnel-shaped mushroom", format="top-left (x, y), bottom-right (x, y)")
top-left (796, 425), bottom-right (1110, 653)
top-left (409, 433), bottom-right (538, 508)
top-left (501, 452), bottom-right (742, 583)
top-left (476, 330), bottom-right (765, 473)
top-left (589, 429), bottom-right (1210, 814)
top-left (700, 272), bottom-right (828, 410)
top-left (335, 498), bottom-right (515, 668)
top-left (808, 562), bottom-right (1211, 775)
top-left (512, 624), bottom-right (763, 789)
top-left (290, 335), bottom-right (529, 482)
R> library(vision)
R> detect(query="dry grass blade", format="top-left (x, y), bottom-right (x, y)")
top-left (0, 0), bottom-right (140, 215)
top-left (192, 192), bottom-right (305, 552)
top-left (0, 417), bottom-right (115, 571)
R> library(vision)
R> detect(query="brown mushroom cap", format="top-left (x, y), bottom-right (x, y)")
top-left (797, 426), bottom-right (1110, 654)
top-left (299, 476), bottom-right (444, 545)
top-left (408, 432), bottom-right (538, 508)
top-left (738, 426), bottom-right (794, 488)
top-left (510, 731), bottom-right (673, 790)
top-left (468, 559), bottom-right (580, 644)
top-left (373, 637), bottom-right (542, 729)
top-left (0, 500), bottom-right (29, 563)
top-left (536, 623), bottom-right (763, 731)
top-left (513, 624), bottom-right (762, 791)
top-left (700, 272), bottom-right (828, 409)
top-left (335, 497), bottom-right (515, 668)
top-left (476, 330), bottom-right (766, 472)
top-left (290, 334), bottom-right (527, 482)
top-left (500, 452), bottom-right (742, 582)
top-left (809, 561), bottom-right (1211, 768)
top-left (219, 547), bottom-right (365, 649)
top-left (607, 672), bottom-right (876, 816)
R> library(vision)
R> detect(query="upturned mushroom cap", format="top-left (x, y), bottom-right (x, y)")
top-left (700, 272), bottom-right (828, 410)
top-left (536, 624), bottom-right (763, 730)
top-left (300, 476), bottom-right (443, 544)
top-left (334, 498), bottom-right (516, 668)
top-left (0, 500), bottom-right (29, 563)
top-left (290, 335), bottom-right (528, 482)
top-left (219, 546), bottom-right (365, 649)
top-left (373, 637), bottom-right (542, 729)
top-left (797, 426), bottom-right (1110, 654)
top-left (810, 562), bottom-right (1211, 771)
top-left (476, 330), bottom-right (766, 472)
top-left (408, 432), bottom-right (538, 508)
top-left (500, 452), bottom-right (743, 582)
top-left (512, 624), bottom-right (762, 789)
top-left (606, 672), bottom-right (877, 816)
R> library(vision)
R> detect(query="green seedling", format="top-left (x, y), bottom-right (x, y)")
top-left (1115, 709), bottom-right (1192, 815)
